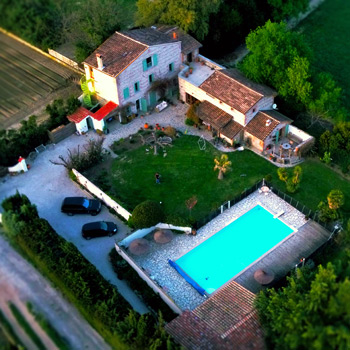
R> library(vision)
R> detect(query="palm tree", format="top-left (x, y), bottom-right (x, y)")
top-left (327, 190), bottom-right (344, 210)
top-left (214, 154), bottom-right (232, 180)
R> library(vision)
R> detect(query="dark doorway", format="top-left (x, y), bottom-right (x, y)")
top-left (187, 52), bottom-right (193, 63)
top-left (185, 93), bottom-right (198, 105)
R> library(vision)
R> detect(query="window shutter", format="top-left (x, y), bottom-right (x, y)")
top-left (142, 59), bottom-right (147, 71)
top-left (123, 87), bottom-right (129, 99)
top-left (153, 54), bottom-right (158, 67)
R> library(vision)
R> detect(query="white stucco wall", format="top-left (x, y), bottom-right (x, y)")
top-left (117, 42), bottom-right (182, 112)
top-left (92, 118), bottom-right (105, 132)
top-left (76, 118), bottom-right (88, 134)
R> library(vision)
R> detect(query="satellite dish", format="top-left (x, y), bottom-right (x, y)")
top-left (272, 103), bottom-right (278, 110)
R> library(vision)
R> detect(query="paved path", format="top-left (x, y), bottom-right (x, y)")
top-left (0, 235), bottom-right (111, 350)
top-left (0, 129), bottom-right (149, 314)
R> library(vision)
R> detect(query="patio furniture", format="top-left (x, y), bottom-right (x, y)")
top-left (282, 143), bottom-right (291, 150)
top-left (154, 229), bottom-right (173, 244)
top-left (128, 238), bottom-right (150, 255)
top-left (254, 269), bottom-right (275, 285)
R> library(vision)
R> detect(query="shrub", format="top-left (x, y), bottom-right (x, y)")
top-left (185, 102), bottom-right (200, 124)
top-left (185, 118), bottom-right (195, 126)
top-left (131, 200), bottom-right (165, 229)
top-left (163, 126), bottom-right (177, 138)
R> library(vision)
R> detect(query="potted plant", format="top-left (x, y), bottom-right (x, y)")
top-left (189, 66), bottom-right (193, 74)
top-left (144, 123), bottom-right (149, 129)
top-left (184, 71), bottom-right (189, 78)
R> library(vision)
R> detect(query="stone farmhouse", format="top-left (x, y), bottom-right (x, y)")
top-left (83, 26), bottom-right (202, 114)
top-left (73, 25), bottom-right (312, 161)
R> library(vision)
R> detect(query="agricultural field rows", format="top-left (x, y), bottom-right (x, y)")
top-left (0, 32), bottom-right (80, 129)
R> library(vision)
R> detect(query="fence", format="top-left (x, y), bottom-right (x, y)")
top-left (115, 244), bottom-right (182, 314)
top-left (48, 123), bottom-right (76, 144)
top-left (72, 169), bottom-right (132, 220)
top-left (195, 179), bottom-right (335, 233)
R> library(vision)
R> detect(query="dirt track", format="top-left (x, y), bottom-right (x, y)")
top-left (0, 234), bottom-right (111, 350)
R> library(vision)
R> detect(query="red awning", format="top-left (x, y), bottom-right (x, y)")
top-left (93, 101), bottom-right (118, 121)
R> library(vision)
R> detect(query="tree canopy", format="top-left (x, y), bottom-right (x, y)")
top-left (240, 20), bottom-right (346, 121)
top-left (136, 0), bottom-right (222, 40)
top-left (256, 262), bottom-right (350, 350)
top-left (267, 0), bottom-right (309, 21)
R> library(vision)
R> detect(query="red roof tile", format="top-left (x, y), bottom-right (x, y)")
top-left (197, 101), bottom-right (232, 129)
top-left (200, 69), bottom-right (276, 114)
top-left (93, 101), bottom-right (118, 121)
top-left (67, 107), bottom-right (93, 123)
top-left (165, 281), bottom-right (266, 350)
top-left (84, 32), bottom-right (148, 77)
top-left (245, 110), bottom-right (291, 141)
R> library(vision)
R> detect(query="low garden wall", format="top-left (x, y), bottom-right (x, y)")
top-left (72, 168), bottom-right (131, 220)
top-left (115, 243), bottom-right (182, 314)
top-left (119, 223), bottom-right (191, 248)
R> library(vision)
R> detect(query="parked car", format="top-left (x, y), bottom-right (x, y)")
top-left (61, 197), bottom-right (101, 216)
top-left (82, 221), bottom-right (118, 239)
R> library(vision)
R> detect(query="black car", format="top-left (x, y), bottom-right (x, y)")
top-left (61, 197), bottom-right (101, 216)
top-left (82, 221), bottom-right (118, 239)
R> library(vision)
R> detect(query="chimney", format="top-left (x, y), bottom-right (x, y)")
top-left (266, 119), bottom-right (272, 127)
top-left (173, 31), bottom-right (177, 39)
top-left (96, 53), bottom-right (104, 70)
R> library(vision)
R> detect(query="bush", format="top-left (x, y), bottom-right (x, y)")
top-left (185, 118), bottom-right (195, 126)
top-left (163, 126), bottom-right (177, 138)
top-left (131, 200), bottom-right (165, 229)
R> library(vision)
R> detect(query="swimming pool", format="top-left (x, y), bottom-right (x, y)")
top-left (175, 204), bottom-right (294, 294)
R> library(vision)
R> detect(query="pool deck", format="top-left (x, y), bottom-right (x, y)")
top-left (127, 190), bottom-right (331, 310)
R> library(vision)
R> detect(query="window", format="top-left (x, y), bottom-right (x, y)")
top-left (123, 87), bottom-right (130, 99)
top-left (148, 74), bottom-right (154, 84)
top-left (136, 99), bottom-right (140, 110)
top-left (169, 62), bottom-right (174, 72)
top-left (142, 54), bottom-right (158, 71)
top-left (134, 81), bottom-right (140, 93)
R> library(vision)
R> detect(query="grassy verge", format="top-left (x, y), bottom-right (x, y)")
top-left (0, 309), bottom-right (25, 349)
top-left (298, 0), bottom-right (350, 110)
top-left (8, 302), bottom-right (46, 350)
top-left (26, 302), bottom-right (69, 350)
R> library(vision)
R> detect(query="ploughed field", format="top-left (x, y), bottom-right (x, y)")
top-left (0, 32), bottom-right (78, 129)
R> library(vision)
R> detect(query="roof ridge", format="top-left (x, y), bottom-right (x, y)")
top-left (219, 70), bottom-right (263, 98)
top-left (258, 110), bottom-right (282, 123)
top-left (220, 310), bottom-right (257, 339)
top-left (117, 31), bottom-right (149, 48)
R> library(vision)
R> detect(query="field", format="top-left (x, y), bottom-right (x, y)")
top-left (297, 0), bottom-right (350, 111)
top-left (86, 135), bottom-right (350, 225)
top-left (0, 32), bottom-right (80, 129)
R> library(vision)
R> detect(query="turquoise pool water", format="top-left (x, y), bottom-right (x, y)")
top-left (175, 205), bottom-right (294, 294)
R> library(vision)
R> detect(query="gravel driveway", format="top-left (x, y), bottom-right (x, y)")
top-left (0, 132), bottom-right (148, 315)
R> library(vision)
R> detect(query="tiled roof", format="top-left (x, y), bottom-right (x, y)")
top-left (165, 281), bottom-right (266, 350)
top-left (67, 106), bottom-right (93, 123)
top-left (93, 101), bottom-right (118, 121)
top-left (221, 119), bottom-right (243, 139)
top-left (245, 110), bottom-right (291, 141)
top-left (200, 69), bottom-right (276, 114)
top-left (84, 32), bottom-right (147, 77)
top-left (123, 28), bottom-right (177, 46)
top-left (156, 25), bottom-right (202, 54)
top-left (197, 101), bottom-right (232, 130)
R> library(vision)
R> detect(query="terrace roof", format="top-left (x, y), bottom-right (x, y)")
top-left (165, 281), bottom-right (266, 350)
top-left (67, 107), bottom-right (93, 123)
top-left (93, 101), bottom-right (118, 121)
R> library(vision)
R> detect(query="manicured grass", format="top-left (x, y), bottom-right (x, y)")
top-left (110, 135), bottom-right (276, 222)
top-left (8, 302), bottom-right (46, 350)
top-left (297, 0), bottom-right (350, 111)
top-left (0, 309), bottom-right (25, 349)
top-left (108, 135), bottom-right (350, 223)
top-left (276, 159), bottom-right (350, 218)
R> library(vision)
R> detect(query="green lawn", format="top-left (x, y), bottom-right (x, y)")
top-left (297, 0), bottom-right (350, 110)
top-left (106, 135), bottom-right (350, 224)
top-left (110, 136), bottom-right (275, 223)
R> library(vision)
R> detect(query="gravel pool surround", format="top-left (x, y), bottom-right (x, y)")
top-left (123, 190), bottom-right (307, 311)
